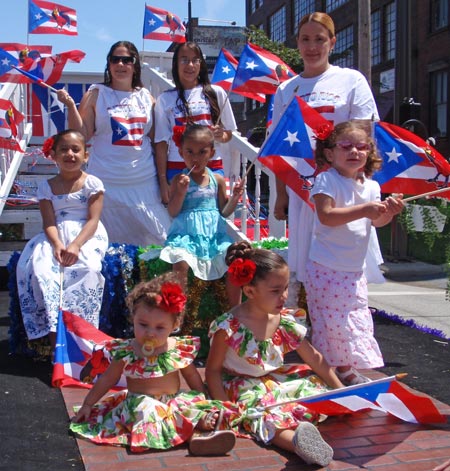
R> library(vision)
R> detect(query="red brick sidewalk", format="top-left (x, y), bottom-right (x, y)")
top-left (62, 370), bottom-right (450, 471)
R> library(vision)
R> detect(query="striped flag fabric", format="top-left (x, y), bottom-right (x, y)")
top-left (143, 5), bottom-right (186, 43)
top-left (373, 121), bottom-right (450, 197)
top-left (52, 310), bottom-right (126, 389)
top-left (0, 98), bottom-right (25, 152)
top-left (28, 0), bottom-right (78, 35)
top-left (110, 115), bottom-right (147, 147)
top-left (257, 96), bottom-right (331, 206)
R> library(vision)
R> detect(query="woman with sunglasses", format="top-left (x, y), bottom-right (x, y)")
top-left (304, 121), bottom-right (404, 385)
top-left (154, 41), bottom-right (237, 204)
top-left (271, 12), bottom-right (383, 308)
top-left (57, 41), bottom-right (170, 246)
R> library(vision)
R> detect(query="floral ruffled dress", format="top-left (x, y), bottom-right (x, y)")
top-left (208, 313), bottom-right (330, 443)
top-left (70, 336), bottom-right (217, 452)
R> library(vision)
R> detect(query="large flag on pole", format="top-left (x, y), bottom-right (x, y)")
top-left (373, 122), bottom-right (450, 197)
top-left (231, 42), bottom-right (295, 100)
top-left (257, 96), bottom-right (331, 206)
top-left (143, 5), bottom-right (186, 43)
top-left (28, 0), bottom-right (78, 35)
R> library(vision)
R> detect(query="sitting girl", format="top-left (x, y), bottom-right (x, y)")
top-left (70, 273), bottom-right (235, 455)
top-left (206, 241), bottom-right (344, 467)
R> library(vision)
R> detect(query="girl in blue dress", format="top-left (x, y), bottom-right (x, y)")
top-left (159, 125), bottom-right (244, 308)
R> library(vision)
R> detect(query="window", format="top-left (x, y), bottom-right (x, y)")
top-left (431, 0), bottom-right (449, 31)
top-left (250, 0), bottom-right (263, 14)
top-left (269, 7), bottom-right (286, 43)
top-left (293, 0), bottom-right (315, 32)
top-left (430, 70), bottom-right (448, 137)
top-left (333, 25), bottom-right (354, 68)
top-left (385, 2), bottom-right (396, 61)
top-left (371, 10), bottom-right (381, 66)
top-left (326, 0), bottom-right (349, 12)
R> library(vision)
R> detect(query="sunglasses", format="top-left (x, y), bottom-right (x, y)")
top-left (333, 141), bottom-right (370, 151)
top-left (110, 55), bottom-right (136, 65)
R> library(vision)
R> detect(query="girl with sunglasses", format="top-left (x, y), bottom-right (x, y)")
top-left (304, 121), bottom-right (404, 386)
top-left (154, 41), bottom-right (237, 205)
top-left (57, 40), bottom-right (171, 246)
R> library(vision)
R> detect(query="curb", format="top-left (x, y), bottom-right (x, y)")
top-left (380, 261), bottom-right (448, 280)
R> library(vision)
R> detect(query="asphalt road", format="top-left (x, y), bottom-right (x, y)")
top-left (368, 276), bottom-right (449, 337)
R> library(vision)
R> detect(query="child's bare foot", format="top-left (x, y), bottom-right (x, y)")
top-left (197, 411), bottom-right (219, 431)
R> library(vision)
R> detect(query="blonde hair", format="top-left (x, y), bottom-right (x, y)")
top-left (297, 12), bottom-right (335, 38)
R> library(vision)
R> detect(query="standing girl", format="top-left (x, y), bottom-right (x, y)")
top-left (206, 241), bottom-right (344, 467)
top-left (304, 121), bottom-right (404, 386)
top-left (159, 125), bottom-right (244, 301)
top-left (155, 41), bottom-right (237, 204)
top-left (70, 274), bottom-right (236, 455)
top-left (16, 130), bottom-right (108, 352)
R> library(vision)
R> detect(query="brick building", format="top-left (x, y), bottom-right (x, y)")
top-left (245, 0), bottom-right (449, 157)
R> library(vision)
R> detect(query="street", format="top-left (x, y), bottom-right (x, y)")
top-left (368, 276), bottom-right (449, 337)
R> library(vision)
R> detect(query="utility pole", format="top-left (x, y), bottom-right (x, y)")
top-left (187, 0), bottom-right (193, 41)
top-left (358, 0), bottom-right (371, 84)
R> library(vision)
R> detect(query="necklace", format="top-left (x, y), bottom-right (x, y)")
top-left (112, 88), bottom-right (134, 119)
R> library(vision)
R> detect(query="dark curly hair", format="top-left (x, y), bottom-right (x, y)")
top-left (103, 40), bottom-right (143, 89)
top-left (171, 42), bottom-right (221, 126)
top-left (225, 241), bottom-right (288, 286)
top-left (315, 120), bottom-right (382, 177)
top-left (126, 272), bottom-right (184, 321)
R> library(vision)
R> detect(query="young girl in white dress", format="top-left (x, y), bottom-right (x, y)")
top-left (16, 130), bottom-right (108, 353)
top-left (304, 121), bottom-right (404, 385)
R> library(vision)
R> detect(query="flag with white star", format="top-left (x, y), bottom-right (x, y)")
top-left (373, 122), bottom-right (450, 197)
top-left (111, 115), bottom-right (147, 147)
top-left (257, 96), bottom-right (330, 205)
top-left (142, 5), bottom-right (186, 43)
top-left (28, 0), bottom-right (78, 36)
top-left (231, 42), bottom-right (296, 100)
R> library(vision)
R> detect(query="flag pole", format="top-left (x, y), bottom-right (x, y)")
top-left (401, 186), bottom-right (450, 202)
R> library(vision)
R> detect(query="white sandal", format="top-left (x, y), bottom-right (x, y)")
top-left (292, 422), bottom-right (333, 466)
top-left (336, 367), bottom-right (371, 386)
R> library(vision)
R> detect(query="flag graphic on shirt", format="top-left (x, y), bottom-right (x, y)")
top-left (111, 115), bottom-right (147, 147)
top-left (52, 310), bottom-right (126, 389)
top-left (29, 0), bottom-right (77, 35)
top-left (257, 96), bottom-right (331, 206)
top-left (143, 5), bottom-right (186, 43)
top-left (231, 42), bottom-right (296, 100)
top-left (0, 98), bottom-right (25, 152)
top-left (268, 375), bottom-right (446, 424)
top-left (373, 122), bottom-right (450, 197)
top-left (212, 48), bottom-right (265, 102)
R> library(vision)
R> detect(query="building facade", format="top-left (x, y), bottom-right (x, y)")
top-left (245, 0), bottom-right (449, 157)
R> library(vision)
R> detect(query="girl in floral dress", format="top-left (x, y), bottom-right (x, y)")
top-left (205, 241), bottom-right (344, 467)
top-left (70, 273), bottom-right (236, 454)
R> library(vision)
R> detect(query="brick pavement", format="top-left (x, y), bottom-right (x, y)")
top-left (62, 370), bottom-right (450, 471)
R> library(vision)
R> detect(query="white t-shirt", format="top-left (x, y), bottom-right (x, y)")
top-left (270, 65), bottom-right (380, 281)
top-left (154, 84), bottom-right (237, 165)
top-left (309, 168), bottom-right (381, 272)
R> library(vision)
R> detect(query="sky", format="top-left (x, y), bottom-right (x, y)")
top-left (2, 0), bottom-right (246, 73)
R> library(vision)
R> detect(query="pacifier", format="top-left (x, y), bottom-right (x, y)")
top-left (141, 339), bottom-right (156, 357)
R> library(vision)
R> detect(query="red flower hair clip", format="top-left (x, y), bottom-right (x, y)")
top-left (157, 282), bottom-right (187, 313)
top-left (313, 123), bottom-right (334, 142)
top-left (227, 258), bottom-right (257, 287)
top-left (172, 125), bottom-right (186, 149)
top-left (42, 137), bottom-right (55, 158)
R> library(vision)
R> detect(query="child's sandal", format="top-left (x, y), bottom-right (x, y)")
top-left (292, 422), bottom-right (333, 466)
top-left (189, 409), bottom-right (236, 456)
top-left (336, 367), bottom-right (371, 386)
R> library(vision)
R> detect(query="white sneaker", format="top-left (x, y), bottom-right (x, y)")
top-left (292, 422), bottom-right (333, 466)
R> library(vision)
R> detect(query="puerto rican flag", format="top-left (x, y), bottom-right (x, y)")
top-left (111, 115), bottom-right (147, 147)
top-left (258, 96), bottom-right (331, 206)
top-left (231, 42), bottom-right (296, 101)
top-left (52, 310), bottom-right (126, 389)
top-left (29, 0), bottom-right (78, 35)
top-left (289, 375), bottom-right (446, 424)
top-left (373, 122), bottom-right (450, 197)
top-left (143, 5), bottom-right (186, 43)
top-left (0, 98), bottom-right (25, 152)
top-left (212, 48), bottom-right (265, 102)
